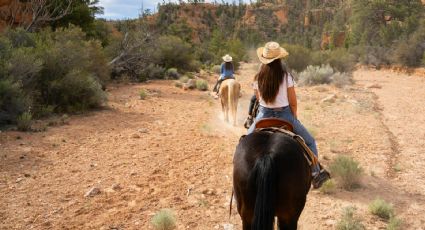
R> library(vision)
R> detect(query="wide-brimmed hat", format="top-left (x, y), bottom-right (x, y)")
top-left (256, 42), bottom-right (289, 64)
top-left (222, 54), bottom-right (233, 62)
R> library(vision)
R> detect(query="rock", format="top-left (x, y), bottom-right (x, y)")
top-left (16, 177), bottom-right (24, 183)
top-left (84, 187), bottom-right (101, 197)
top-left (111, 183), bottom-right (122, 191)
top-left (325, 219), bottom-right (336, 227)
top-left (183, 79), bottom-right (196, 90)
top-left (223, 223), bottom-right (234, 230)
top-left (321, 94), bottom-right (337, 103)
top-left (366, 83), bottom-right (382, 89)
top-left (137, 128), bottom-right (148, 133)
top-left (131, 133), bottom-right (140, 139)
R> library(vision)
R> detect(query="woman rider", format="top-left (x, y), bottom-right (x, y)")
top-left (248, 41), bottom-right (330, 189)
top-left (213, 54), bottom-right (235, 98)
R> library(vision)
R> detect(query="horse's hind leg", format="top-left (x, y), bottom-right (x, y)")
top-left (278, 218), bottom-right (298, 230)
top-left (242, 220), bottom-right (252, 230)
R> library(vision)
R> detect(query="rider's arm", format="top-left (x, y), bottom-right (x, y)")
top-left (288, 86), bottom-right (297, 119)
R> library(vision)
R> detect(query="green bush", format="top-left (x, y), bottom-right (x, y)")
top-left (17, 111), bottom-right (32, 131)
top-left (139, 89), bottom-right (148, 100)
top-left (369, 198), bottom-right (394, 220)
top-left (211, 65), bottom-right (221, 74)
top-left (196, 79), bottom-right (208, 91)
top-left (337, 206), bottom-right (365, 230)
top-left (320, 179), bottom-right (336, 194)
top-left (165, 68), bottom-right (180, 79)
top-left (151, 209), bottom-right (176, 230)
top-left (298, 65), bottom-right (334, 86)
top-left (6, 47), bottom-right (42, 88)
top-left (283, 44), bottom-right (312, 72)
top-left (422, 52), bottom-right (425, 66)
top-left (327, 49), bottom-right (356, 73)
top-left (330, 156), bottom-right (363, 190)
top-left (387, 216), bottom-right (403, 230)
top-left (138, 64), bottom-right (165, 81)
top-left (332, 72), bottom-right (354, 88)
top-left (154, 35), bottom-right (196, 71)
top-left (0, 79), bottom-right (28, 125)
top-left (48, 70), bottom-right (106, 112)
top-left (179, 76), bottom-right (189, 83)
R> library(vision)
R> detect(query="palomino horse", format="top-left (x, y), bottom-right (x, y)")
top-left (219, 79), bottom-right (240, 126)
top-left (233, 131), bottom-right (311, 230)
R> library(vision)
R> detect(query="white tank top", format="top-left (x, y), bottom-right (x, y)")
top-left (253, 73), bottom-right (295, 108)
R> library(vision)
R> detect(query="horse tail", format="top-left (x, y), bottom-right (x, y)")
top-left (228, 81), bottom-right (235, 123)
top-left (251, 153), bottom-right (276, 230)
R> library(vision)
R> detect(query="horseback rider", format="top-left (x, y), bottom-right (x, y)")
top-left (247, 41), bottom-right (330, 189)
top-left (213, 54), bottom-right (235, 98)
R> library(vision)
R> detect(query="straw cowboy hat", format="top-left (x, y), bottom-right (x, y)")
top-left (257, 42), bottom-right (289, 64)
top-left (222, 54), bottom-right (233, 62)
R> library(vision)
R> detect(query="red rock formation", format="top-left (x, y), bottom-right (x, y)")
top-left (0, 0), bottom-right (32, 32)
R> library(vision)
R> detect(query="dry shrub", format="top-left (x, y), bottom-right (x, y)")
top-left (336, 206), bottom-right (365, 230)
top-left (151, 209), bottom-right (176, 230)
top-left (369, 198), bottom-right (394, 220)
top-left (196, 79), bottom-right (208, 91)
top-left (330, 156), bottom-right (363, 190)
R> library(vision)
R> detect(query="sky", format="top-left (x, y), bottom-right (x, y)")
top-left (97, 0), bottom-right (157, 19)
top-left (97, 0), bottom-right (236, 20)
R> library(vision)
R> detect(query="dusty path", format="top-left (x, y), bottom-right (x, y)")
top-left (1, 63), bottom-right (425, 229)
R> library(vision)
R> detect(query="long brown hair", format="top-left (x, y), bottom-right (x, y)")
top-left (224, 62), bottom-right (233, 71)
top-left (257, 59), bottom-right (287, 103)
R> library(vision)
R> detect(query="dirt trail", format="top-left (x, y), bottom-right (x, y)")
top-left (1, 63), bottom-right (425, 229)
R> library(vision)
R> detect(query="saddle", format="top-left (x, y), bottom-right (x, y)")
top-left (253, 118), bottom-right (318, 166)
top-left (255, 118), bottom-right (294, 132)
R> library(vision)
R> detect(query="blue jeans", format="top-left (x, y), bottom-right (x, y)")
top-left (247, 106), bottom-right (319, 173)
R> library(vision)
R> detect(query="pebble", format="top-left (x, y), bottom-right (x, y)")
top-left (321, 94), bottom-right (337, 103)
top-left (111, 183), bottom-right (122, 191)
top-left (84, 187), bottom-right (101, 197)
top-left (131, 133), bottom-right (140, 139)
top-left (366, 83), bottom-right (382, 89)
top-left (138, 128), bottom-right (148, 133)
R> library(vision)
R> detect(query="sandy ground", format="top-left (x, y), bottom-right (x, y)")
top-left (1, 63), bottom-right (425, 229)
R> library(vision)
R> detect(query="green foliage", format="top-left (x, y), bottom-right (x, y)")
top-left (320, 179), bottom-right (336, 194)
top-left (138, 64), bottom-right (165, 81)
top-left (211, 65), bottom-right (221, 74)
top-left (155, 35), bottom-right (196, 71)
top-left (195, 79), bottom-right (208, 91)
top-left (165, 68), bottom-right (180, 79)
top-left (179, 76), bottom-right (189, 83)
top-left (298, 65), bottom-right (334, 86)
top-left (283, 44), bottom-right (312, 72)
top-left (387, 216), bottom-right (403, 230)
top-left (369, 198), bottom-right (394, 220)
top-left (49, 70), bottom-right (106, 112)
top-left (332, 72), bottom-right (353, 88)
top-left (392, 20), bottom-right (425, 67)
top-left (139, 89), bottom-right (148, 100)
top-left (0, 27), bottom-right (109, 126)
top-left (327, 49), bottom-right (356, 73)
top-left (337, 206), bottom-right (365, 230)
top-left (0, 80), bottom-right (28, 125)
top-left (17, 112), bottom-right (32, 132)
top-left (151, 209), bottom-right (176, 230)
top-left (330, 156), bottom-right (363, 190)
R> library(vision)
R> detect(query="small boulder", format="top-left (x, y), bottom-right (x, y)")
top-left (131, 133), bottom-right (140, 139)
top-left (84, 187), bottom-right (101, 197)
top-left (366, 83), bottom-right (382, 89)
top-left (321, 94), bottom-right (337, 103)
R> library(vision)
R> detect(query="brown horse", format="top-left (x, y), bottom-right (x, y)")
top-left (219, 79), bottom-right (240, 126)
top-left (233, 131), bottom-right (311, 230)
